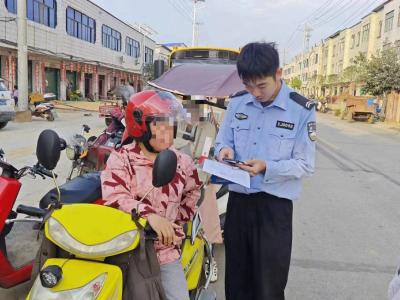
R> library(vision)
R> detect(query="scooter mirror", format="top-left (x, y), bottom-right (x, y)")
top-left (36, 130), bottom-right (62, 171)
top-left (152, 149), bottom-right (177, 188)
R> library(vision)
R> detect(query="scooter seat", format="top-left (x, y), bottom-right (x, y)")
top-left (39, 172), bottom-right (102, 209)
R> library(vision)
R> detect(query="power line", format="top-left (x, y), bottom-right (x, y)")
top-left (297, 0), bottom-right (338, 25)
top-left (340, 0), bottom-right (382, 28)
top-left (310, 0), bottom-right (351, 23)
top-left (166, 0), bottom-right (193, 23)
top-left (176, 0), bottom-right (193, 16)
top-left (284, 0), bottom-right (343, 48)
top-left (311, 0), bottom-right (357, 28)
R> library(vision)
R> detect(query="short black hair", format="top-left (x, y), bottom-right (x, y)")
top-left (237, 42), bottom-right (280, 81)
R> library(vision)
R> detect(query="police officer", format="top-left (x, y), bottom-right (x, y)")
top-left (214, 42), bottom-right (316, 300)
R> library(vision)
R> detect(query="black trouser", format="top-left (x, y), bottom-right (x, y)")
top-left (224, 192), bottom-right (293, 300)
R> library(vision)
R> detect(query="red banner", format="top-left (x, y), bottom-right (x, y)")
top-left (76, 63), bottom-right (81, 72)
top-left (4, 59), bottom-right (9, 88)
top-left (42, 62), bottom-right (46, 92)
top-left (35, 63), bottom-right (40, 91)
top-left (60, 61), bottom-right (66, 81)
top-left (11, 58), bottom-right (15, 84)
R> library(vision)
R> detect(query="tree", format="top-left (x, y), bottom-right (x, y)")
top-left (341, 65), bottom-right (358, 84)
top-left (143, 63), bottom-right (155, 83)
top-left (327, 74), bottom-right (339, 84)
top-left (362, 49), bottom-right (400, 96)
top-left (290, 77), bottom-right (302, 90)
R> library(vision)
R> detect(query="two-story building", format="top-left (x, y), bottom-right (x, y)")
top-left (0, 0), bottom-right (156, 100)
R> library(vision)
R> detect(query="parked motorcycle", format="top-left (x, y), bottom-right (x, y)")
top-left (29, 92), bottom-right (56, 121)
top-left (0, 134), bottom-right (65, 289)
top-left (317, 101), bottom-right (328, 113)
top-left (65, 111), bottom-right (125, 181)
top-left (31, 102), bottom-right (56, 121)
top-left (20, 130), bottom-right (216, 300)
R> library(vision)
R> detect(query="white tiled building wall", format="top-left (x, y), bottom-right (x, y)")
top-left (0, 0), bottom-right (156, 72)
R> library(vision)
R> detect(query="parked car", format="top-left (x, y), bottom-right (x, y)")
top-left (0, 78), bottom-right (16, 130)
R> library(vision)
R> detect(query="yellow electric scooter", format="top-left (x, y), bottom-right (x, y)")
top-left (18, 129), bottom-right (216, 300)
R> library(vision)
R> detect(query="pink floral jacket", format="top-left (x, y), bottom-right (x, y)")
top-left (101, 143), bottom-right (202, 265)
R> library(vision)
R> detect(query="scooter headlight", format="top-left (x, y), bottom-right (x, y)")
top-left (29, 273), bottom-right (107, 300)
top-left (47, 217), bottom-right (138, 258)
top-left (40, 265), bottom-right (63, 288)
top-left (66, 145), bottom-right (79, 160)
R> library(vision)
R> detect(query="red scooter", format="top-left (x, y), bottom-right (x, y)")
top-left (0, 147), bottom-right (59, 288)
top-left (0, 134), bottom-right (104, 289)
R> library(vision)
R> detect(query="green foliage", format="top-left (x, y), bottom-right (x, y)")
top-left (143, 63), bottom-right (155, 83)
top-left (289, 77), bottom-right (302, 90)
top-left (327, 74), bottom-right (339, 84)
top-left (362, 49), bottom-right (400, 96)
top-left (68, 91), bottom-right (81, 101)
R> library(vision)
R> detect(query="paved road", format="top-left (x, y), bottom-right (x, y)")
top-left (2, 112), bottom-right (400, 299)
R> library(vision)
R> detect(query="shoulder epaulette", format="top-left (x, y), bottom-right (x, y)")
top-left (289, 92), bottom-right (315, 110)
top-left (229, 90), bottom-right (249, 99)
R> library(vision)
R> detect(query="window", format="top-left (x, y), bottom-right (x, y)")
top-left (5, 0), bottom-right (57, 28)
top-left (362, 24), bottom-right (370, 43)
top-left (356, 32), bottom-right (361, 46)
top-left (102, 25), bottom-right (121, 51)
top-left (378, 21), bottom-right (383, 38)
top-left (385, 10), bottom-right (394, 32)
top-left (333, 45), bottom-right (336, 57)
top-left (314, 54), bottom-right (319, 64)
top-left (351, 34), bottom-right (355, 49)
top-left (66, 7), bottom-right (95, 43)
top-left (126, 37), bottom-right (140, 58)
top-left (339, 38), bottom-right (345, 54)
top-left (145, 47), bottom-right (154, 64)
top-left (4, 0), bottom-right (16, 13)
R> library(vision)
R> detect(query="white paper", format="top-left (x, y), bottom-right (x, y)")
top-left (202, 159), bottom-right (251, 188)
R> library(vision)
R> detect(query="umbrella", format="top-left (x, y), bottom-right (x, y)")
top-left (148, 64), bottom-right (245, 98)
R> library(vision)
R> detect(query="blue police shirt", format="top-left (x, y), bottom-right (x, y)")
top-left (214, 81), bottom-right (316, 201)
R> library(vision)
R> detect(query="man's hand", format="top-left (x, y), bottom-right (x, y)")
top-left (147, 214), bottom-right (182, 246)
top-left (238, 160), bottom-right (266, 176)
top-left (218, 147), bottom-right (234, 162)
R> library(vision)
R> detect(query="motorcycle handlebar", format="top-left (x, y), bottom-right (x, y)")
top-left (34, 164), bottom-right (57, 179)
top-left (16, 204), bottom-right (48, 218)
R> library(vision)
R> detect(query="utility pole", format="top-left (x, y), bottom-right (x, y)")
top-left (17, 0), bottom-right (29, 118)
top-left (192, 0), bottom-right (205, 46)
top-left (133, 23), bottom-right (157, 85)
top-left (300, 23), bottom-right (312, 94)
top-left (283, 48), bottom-right (286, 65)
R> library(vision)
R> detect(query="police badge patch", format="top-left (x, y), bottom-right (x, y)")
top-left (276, 121), bottom-right (295, 130)
top-left (307, 121), bottom-right (317, 141)
top-left (235, 113), bottom-right (248, 120)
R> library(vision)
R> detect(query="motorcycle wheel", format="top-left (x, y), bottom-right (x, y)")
top-left (367, 114), bottom-right (375, 124)
top-left (0, 121), bottom-right (8, 130)
top-left (46, 111), bottom-right (55, 121)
